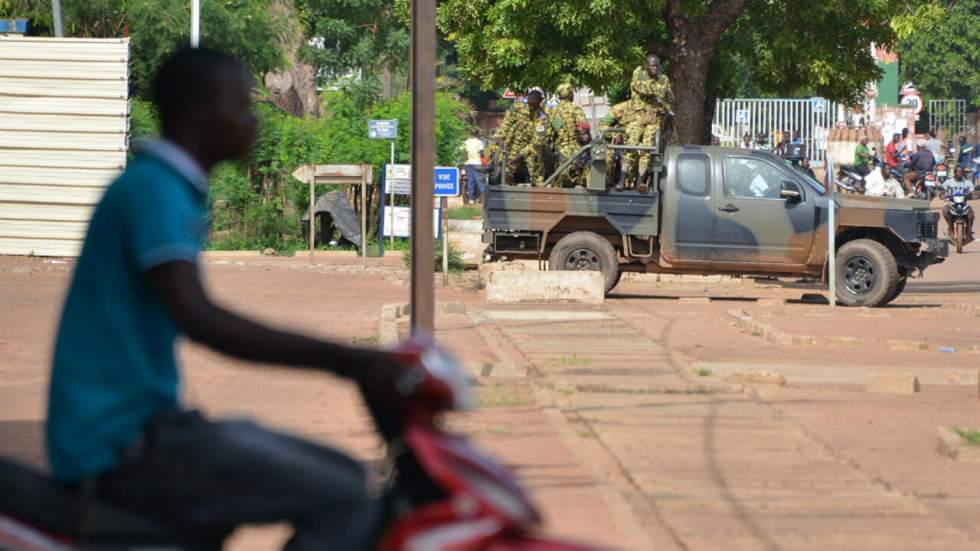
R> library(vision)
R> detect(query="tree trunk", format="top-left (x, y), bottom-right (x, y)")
top-left (665, 0), bottom-right (748, 144)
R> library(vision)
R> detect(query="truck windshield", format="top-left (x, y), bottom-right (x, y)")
top-left (786, 161), bottom-right (827, 195)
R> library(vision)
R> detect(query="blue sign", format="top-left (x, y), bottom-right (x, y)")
top-left (433, 167), bottom-right (460, 197)
top-left (368, 119), bottom-right (398, 139)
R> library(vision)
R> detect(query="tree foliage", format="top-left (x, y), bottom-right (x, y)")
top-left (296, 0), bottom-right (410, 84)
top-left (899, 0), bottom-right (980, 106)
top-left (438, 0), bottom-right (918, 142)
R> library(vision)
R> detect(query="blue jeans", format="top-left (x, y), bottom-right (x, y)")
top-left (96, 409), bottom-right (379, 551)
top-left (465, 164), bottom-right (487, 201)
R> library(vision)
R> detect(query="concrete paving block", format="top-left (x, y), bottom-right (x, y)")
top-left (447, 231), bottom-right (484, 267)
top-left (724, 370), bottom-right (787, 386)
top-left (886, 339), bottom-right (930, 352)
top-left (945, 369), bottom-right (979, 387)
top-left (486, 271), bottom-right (604, 304)
top-left (936, 427), bottom-right (980, 461)
top-left (867, 373), bottom-right (920, 394)
top-left (478, 260), bottom-right (541, 288)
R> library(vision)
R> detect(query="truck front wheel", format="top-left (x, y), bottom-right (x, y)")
top-left (549, 232), bottom-right (621, 294)
top-left (835, 239), bottom-right (899, 307)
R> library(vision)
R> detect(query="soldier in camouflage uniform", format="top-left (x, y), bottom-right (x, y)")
top-left (602, 53), bottom-right (673, 192)
top-left (498, 89), bottom-right (553, 186)
top-left (548, 83), bottom-right (588, 187)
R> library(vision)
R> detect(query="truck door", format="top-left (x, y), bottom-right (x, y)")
top-left (707, 155), bottom-right (817, 264)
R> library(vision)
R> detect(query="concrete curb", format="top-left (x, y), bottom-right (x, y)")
top-left (727, 309), bottom-right (941, 352)
top-left (378, 303), bottom-right (410, 346)
top-left (867, 373), bottom-right (920, 394)
top-left (936, 427), bottom-right (980, 461)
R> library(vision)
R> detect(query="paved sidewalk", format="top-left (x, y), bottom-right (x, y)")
top-left (479, 304), bottom-right (978, 550)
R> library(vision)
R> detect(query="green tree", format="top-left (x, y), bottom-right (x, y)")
top-left (296, 0), bottom-right (410, 90)
top-left (438, 0), bottom-right (918, 143)
top-left (900, 0), bottom-right (980, 107)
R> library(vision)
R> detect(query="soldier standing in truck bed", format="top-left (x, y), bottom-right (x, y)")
top-left (498, 89), bottom-right (553, 186)
top-left (548, 83), bottom-right (588, 188)
top-left (627, 53), bottom-right (673, 190)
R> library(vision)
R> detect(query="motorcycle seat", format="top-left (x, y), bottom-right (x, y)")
top-left (0, 457), bottom-right (226, 544)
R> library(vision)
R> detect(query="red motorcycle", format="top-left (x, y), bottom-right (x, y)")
top-left (0, 341), bottom-right (609, 551)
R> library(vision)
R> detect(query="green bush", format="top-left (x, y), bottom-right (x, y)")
top-left (125, 82), bottom-right (471, 251)
top-left (402, 240), bottom-right (466, 273)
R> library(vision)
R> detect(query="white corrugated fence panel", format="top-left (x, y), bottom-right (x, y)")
top-left (0, 36), bottom-right (129, 256)
top-left (0, 131), bottom-right (128, 152)
top-left (0, 203), bottom-right (95, 223)
top-left (0, 77), bottom-right (127, 99)
top-left (0, 149), bottom-right (126, 170)
top-left (0, 166), bottom-right (120, 187)
top-left (0, 237), bottom-right (83, 257)
top-left (0, 113), bottom-right (128, 133)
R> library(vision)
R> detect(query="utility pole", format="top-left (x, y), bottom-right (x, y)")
top-left (409, 0), bottom-right (436, 336)
top-left (190, 0), bottom-right (200, 47)
top-left (51, 0), bottom-right (64, 37)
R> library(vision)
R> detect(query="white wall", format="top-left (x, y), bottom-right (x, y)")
top-left (0, 36), bottom-right (129, 256)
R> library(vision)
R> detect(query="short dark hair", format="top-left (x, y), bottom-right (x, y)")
top-left (152, 46), bottom-right (246, 133)
top-left (527, 89), bottom-right (543, 101)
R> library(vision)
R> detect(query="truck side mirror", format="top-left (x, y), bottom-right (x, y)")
top-left (780, 181), bottom-right (802, 202)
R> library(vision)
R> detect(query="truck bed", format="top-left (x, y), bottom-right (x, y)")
top-left (484, 185), bottom-right (660, 237)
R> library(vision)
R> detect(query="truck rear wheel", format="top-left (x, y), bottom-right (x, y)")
top-left (549, 232), bottom-right (621, 294)
top-left (835, 239), bottom-right (899, 307)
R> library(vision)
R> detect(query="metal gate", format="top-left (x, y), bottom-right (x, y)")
top-left (928, 99), bottom-right (966, 137)
top-left (713, 98), bottom-right (843, 166)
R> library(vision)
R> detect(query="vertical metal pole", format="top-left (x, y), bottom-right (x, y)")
top-left (410, 0), bottom-right (436, 336)
top-left (828, 162), bottom-right (836, 308)
top-left (390, 142), bottom-right (396, 247)
top-left (361, 165), bottom-right (368, 263)
top-left (441, 196), bottom-right (449, 286)
top-left (308, 174), bottom-right (315, 264)
top-left (51, 0), bottom-right (64, 37)
top-left (190, 0), bottom-right (200, 47)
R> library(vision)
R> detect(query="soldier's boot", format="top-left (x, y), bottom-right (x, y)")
top-left (614, 170), bottom-right (627, 192)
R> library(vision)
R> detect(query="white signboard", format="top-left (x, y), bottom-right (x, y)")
top-left (382, 206), bottom-right (441, 238)
top-left (384, 164), bottom-right (460, 196)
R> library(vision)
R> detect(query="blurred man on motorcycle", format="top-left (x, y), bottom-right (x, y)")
top-left (884, 133), bottom-right (903, 170)
top-left (46, 47), bottom-right (407, 551)
top-left (865, 165), bottom-right (906, 198)
top-left (903, 142), bottom-right (936, 196)
top-left (853, 136), bottom-right (873, 176)
top-left (942, 166), bottom-right (975, 241)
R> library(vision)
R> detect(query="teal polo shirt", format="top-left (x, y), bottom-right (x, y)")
top-left (47, 140), bottom-right (209, 482)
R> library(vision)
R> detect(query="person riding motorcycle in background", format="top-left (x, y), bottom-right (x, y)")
top-left (941, 166), bottom-right (976, 242)
top-left (903, 142), bottom-right (935, 196)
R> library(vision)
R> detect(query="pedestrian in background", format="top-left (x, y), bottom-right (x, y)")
top-left (462, 129), bottom-right (487, 203)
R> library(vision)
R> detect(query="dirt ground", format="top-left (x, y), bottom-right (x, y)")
top-left (2, 238), bottom-right (979, 550)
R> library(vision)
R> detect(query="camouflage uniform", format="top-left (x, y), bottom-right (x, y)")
top-left (626, 66), bottom-right (673, 181)
top-left (548, 84), bottom-right (588, 187)
top-left (600, 94), bottom-right (660, 188)
top-left (499, 101), bottom-right (553, 186)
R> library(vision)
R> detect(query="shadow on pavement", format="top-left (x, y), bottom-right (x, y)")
top-left (906, 280), bottom-right (980, 294)
top-left (704, 400), bottom-right (780, 551)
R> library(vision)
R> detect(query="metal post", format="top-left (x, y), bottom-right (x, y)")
top-left (828, 164), bottom-right (836, 308)
top-left (389, 141), bottom-right (396, 247)
top-left (191, 0), bottom-right (200, 47)
top-left (361, 165), bottom-right (368, 263)
top-left (308, 173), bottom-right (315, 264)
top-left (410, 0), bottom-right (436, 336)
top-left (51, 0), bottom-right (64, 37)
top-left (441, 196), bottom-right (449, 286)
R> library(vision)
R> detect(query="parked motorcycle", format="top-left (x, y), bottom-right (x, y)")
top-left (947, 191), bottom-right (973, 254)
top-left (837, 165), bottom-right (868, 194)
top-left (0, 341), bottom-right (608, 551)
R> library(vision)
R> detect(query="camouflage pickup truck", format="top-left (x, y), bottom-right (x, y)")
top-left (483, 144), bottom-right (948, 307)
